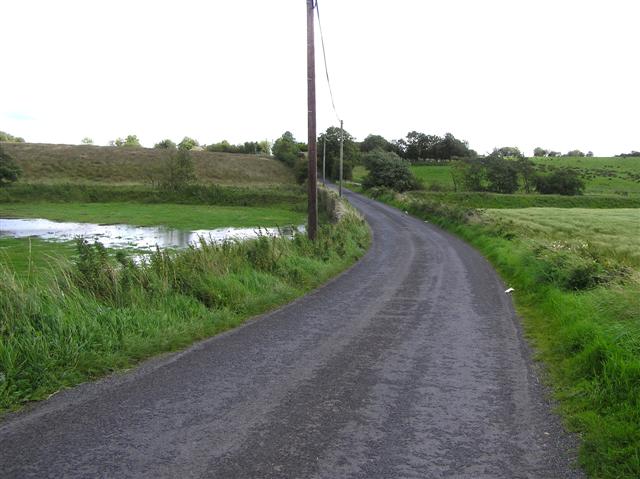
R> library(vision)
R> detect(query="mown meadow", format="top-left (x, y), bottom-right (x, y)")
top-left (0, 143), bottom-right (370, 413)
top-left (358, 156), bottom-right (640, 479)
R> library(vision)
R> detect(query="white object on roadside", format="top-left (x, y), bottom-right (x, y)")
top-left (505, 287), bottom-right (515, 294)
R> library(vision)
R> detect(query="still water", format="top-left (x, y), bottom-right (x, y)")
top-left (0, 218), bottom-right (303, 250)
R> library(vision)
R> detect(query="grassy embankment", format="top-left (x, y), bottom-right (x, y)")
top-left (0, 143), bottom-right (371, 413)
top-left (362, 181), bottom-right (640, 478)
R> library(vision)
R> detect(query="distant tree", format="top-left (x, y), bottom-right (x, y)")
top-left (586, 151), bottom-right (594, 157)
top-left (489, 146), bottom-right (525, 160)
top-left (154, 139), bottom-right (177, 149)
top-left (616, 151), bottom-right (640, 158)
top-left (112, 135), bottom-right (141, 147)
top-left (81, 137), bottom-right (94, 145)
top-left (257, 140), bottom-right (271, 155)
top-left (403, 131), bottom-right (441, 161)
top-left (547, 151), bottom-right (560, 157)
top-left (161, 149), bottom-right (196, 191)
top-left (318, 126), bottom-right (360, 180)
top-left (178, 136), bottom-right (199, 151)
top-left (272, 131), bottom-right (301, 168)
top-left (534, 169), bottom-right (585, 195)
top-left (362, 149), bottom-right (421, 192)
top-left (564, 149), bottom-right (585, 157)
top-left (0, 131), bottom-right (25, 143)
top-left (533, 147), bottom-right (548, 157)
top-left (429, 133), bottom-right (475, 160)
top-left (360, 134), bottom-right (392, 153)
top-left (0, 144), bottom-right (22, 186)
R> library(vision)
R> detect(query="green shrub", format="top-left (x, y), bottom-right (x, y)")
top-left (362, 149), bottom-right (421, 192)
top-left (0, 144), bottom-right (22, 186)
top-left (535, 169), bottom-right (585, 195)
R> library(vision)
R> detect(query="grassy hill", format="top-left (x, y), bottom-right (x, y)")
top-left (1, 142), bottom-right (295, 186)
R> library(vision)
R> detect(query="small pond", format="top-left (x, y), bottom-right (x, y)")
top-left (0, 218), bottom-right (303, 250)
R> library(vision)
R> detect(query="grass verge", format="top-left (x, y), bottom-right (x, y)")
top-left (364, 188), bottom-right (640, 479)
top-left (0, 196), bottom-right (370, 414)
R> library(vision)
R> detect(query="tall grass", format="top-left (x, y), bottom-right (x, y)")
top-left (367, 190), bottom-right (640, 478)
top-left (0, 199), bottom-right (370, 413)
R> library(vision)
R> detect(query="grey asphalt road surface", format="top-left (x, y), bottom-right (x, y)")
top-left (0, 190), bottom-right (584, 478)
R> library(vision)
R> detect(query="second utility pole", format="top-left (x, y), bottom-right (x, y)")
top-left (339, 119), bottom-right (344, 197)
top-left (306, 0), bottom-right (318, 240)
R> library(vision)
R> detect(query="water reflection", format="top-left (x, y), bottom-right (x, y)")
top-left (0, 218), bottom-right (303, 250)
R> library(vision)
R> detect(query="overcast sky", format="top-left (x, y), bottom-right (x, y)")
top-left (2, 0), bottom-right (638, 156)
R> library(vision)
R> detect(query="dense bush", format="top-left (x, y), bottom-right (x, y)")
top-left (535, 169), bottom-right (585, 195)
top-left (362, 149), bottom-right (421, 192)
top-left (161, 149), bottom-right (196, 192)
top-left (0, 144), bottom-right (22, 186)
top-left (272, 132), bottom-right (301, 168)
top-left (154, 139), bottom-right (177, 149)
top-left (0, 131), bottom-right (25, 142)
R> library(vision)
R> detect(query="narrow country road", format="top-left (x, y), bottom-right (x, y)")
top-left (0, 190), bottom-right (583, 478)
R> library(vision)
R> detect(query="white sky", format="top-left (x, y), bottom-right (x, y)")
top-left (1, 0), bottom-right (638, 156)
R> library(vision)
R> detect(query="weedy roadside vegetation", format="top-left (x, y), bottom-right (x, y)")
top-left (0, 193), bottom-right (370, 413)
top-left (364, 187), bottom-right (640, 479)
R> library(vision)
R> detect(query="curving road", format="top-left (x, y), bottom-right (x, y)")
top-left (0, 190), bottom-right (583, 478)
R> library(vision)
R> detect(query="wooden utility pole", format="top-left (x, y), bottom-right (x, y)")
top-left (306, 0), bottom-right (318, 240)
top-left (339, 119), bottom-right (344, 197)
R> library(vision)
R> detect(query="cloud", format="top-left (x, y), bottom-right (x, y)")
top-left (4, 112), bottom-right (35, 121)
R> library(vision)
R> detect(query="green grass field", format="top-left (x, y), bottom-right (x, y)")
top-left (483, 208), bottom-right (640, 267)
top-left (1, 142), bottom-right (295, 186)
top-left (406, 191), bottom-right (640, 209)
top-left (404, 157), bottom-right (640, 195)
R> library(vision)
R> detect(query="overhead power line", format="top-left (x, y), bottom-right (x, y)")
top-left (314, 0), bottom-right (341, 123)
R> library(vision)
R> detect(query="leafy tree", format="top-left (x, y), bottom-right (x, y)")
top-left (317, 126), bottom-right (359, 180)
top-left (81, 137), bottom-right (94, 145)
top-left (533, 147), bottom-right (548, 157)
top-left (362, 149), bottom-right (421, 192)
top-left (272, 131), bottom-right (301, 168)
top-left (257, 140), bottom-right (271, 155)
top-left (488, 146), bottom-right (525, 160)
top-left (515, 158), bottom-right (536, 193)
top-left (404, 131), bottom-right (441, 161)
top-left (0, 131), bottom-right (25, 143)
top-left (484, 157), bottom-right (519, 193)
top-left (564, 149), bottom-right (585, 157)
top-left (534, 169), bottom-right (585, 195)
top-left (586, 151), bottom-right (594, 157)
top-left (429, 133), bottom-right (475, 160)
top-left (547, 151), bottom-right (560, 157)
top-left (161, 149), bottom-right (196, 191)
top-left (360, 134), bottom-right (392, 153)
top-left (178, 136), bottom-right (199, 151)
top-left (456, 158), bottom-right (485, 191)
top-left (112, 135), bottom-right (141, 147)
top-left (0, 144), bottom-right (22, 186)
top-left (154, 139), bottom-right (177, 149)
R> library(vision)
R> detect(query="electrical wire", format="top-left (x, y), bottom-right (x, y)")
top-left (314, 0), bottom-right (341, 123)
